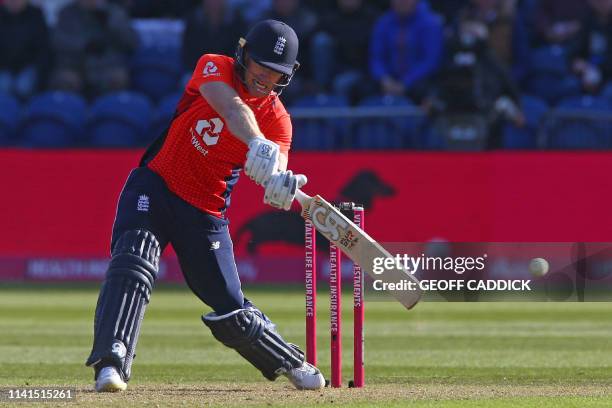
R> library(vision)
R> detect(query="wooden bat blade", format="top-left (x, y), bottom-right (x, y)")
top-left (295, 190), bottom-right (421, 309)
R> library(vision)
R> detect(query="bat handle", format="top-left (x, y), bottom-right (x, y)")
top-left (295, 189), bottom-right (311, 208)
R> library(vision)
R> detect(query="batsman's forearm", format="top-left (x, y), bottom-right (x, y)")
top-left (278, 153), bottom-right (288, 171)
top-left (224, 101), bottom-right (265, 145)
top-left (199, 82), bottom-right (265, 145)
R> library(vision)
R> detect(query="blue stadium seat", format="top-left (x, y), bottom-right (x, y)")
top-left (132, 19), bottom-right (184, 50)
top-left (19, 92), bottom-right (87, 147)
top-left (88, 91), bottom-right (153, 147)
top-left (548, 95), bottom-right (611, 149)
top-left (152, 92), bottom-right (182, 137)
top-left (526, 46), bottom-right (581, 104)
top-left (530, 45), bottom-right (570, 75)
top-left (502, 95), bottom-right (549, 149)
top-left (602, 82), bottom-right (612, 105)
top-left (290, 94), bottom-right (349, 150)
top-left (527, 75), bottom-right (581, 106)
top-left (131, 46), bottom-right (182, 102)
top-left (0, 93), bottom-right (20, 145)
top-left (353, 95), bottom-right (421, 149)
top-left (557, 95), bottom-right (609, 110)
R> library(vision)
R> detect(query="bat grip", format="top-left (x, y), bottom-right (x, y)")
top-left (295, 189), bottom-right (311, 208)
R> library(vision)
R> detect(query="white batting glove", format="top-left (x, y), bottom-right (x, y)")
top-left (245, 138), bottom-right (280, 186)
top-left (263, 170), bottom-right (308, 211)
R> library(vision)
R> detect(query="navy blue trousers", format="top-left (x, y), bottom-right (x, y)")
top-left (112, 166), bottom-right (245, 313)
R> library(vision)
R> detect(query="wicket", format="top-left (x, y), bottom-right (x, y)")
top-left (305, 202), bottom-right (365, 388)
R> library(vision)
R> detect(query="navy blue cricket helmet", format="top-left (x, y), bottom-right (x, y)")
top-left (235, 19), bottom-right (300, 93)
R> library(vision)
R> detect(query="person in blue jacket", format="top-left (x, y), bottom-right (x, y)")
top-left (369, 0), bottom-right (444, 102)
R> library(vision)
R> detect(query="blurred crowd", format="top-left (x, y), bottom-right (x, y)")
top-left (1, 0), bottom-right (611, 149)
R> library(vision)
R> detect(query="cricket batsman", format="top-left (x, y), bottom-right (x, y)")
top-left (85, 20), bottom-right (325, 392)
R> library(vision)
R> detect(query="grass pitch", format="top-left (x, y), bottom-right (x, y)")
top-left (1, 284), bottom-right (611, 407)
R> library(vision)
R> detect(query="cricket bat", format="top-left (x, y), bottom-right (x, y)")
top-left (295, 189), bottom-right (422, 310)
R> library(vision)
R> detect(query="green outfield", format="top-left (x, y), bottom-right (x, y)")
top-left (1, 284), bottom-right (611, 407)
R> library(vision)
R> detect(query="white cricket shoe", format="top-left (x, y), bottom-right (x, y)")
top-left (283, 361), bottom-right (326, 390)
top-left (95, 366), bottom-right (127, 392)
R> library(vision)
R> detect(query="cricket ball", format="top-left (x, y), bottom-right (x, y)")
top-left (528, 257), bottom-right (549, 277)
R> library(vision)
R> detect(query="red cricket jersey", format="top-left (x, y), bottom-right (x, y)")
top-left (147, 54), bottom-right (292, 218)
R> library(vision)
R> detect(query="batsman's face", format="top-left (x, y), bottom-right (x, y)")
top-left (244, 57), bottom-right (284, 97)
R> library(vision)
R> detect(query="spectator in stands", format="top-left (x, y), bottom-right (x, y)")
top-left (29, 0), bottom-right (73, 26)
top-left (456, 0), bottom-right (517, 66)
top-left (311, 0), bottom-right (377, 103)
top-left (533, 0), bottom-right (589, 48)
top-left (50, 0), bottom-right (138, 98)
top-left (0, 0), bottom-right (49, 99)
top-left (112, 0), bottom-right (197, 18)
top-left (571, 0), bottom-right (612, 93)
top-left (363, 0), bottom-right (391, 13)
top-left (429, 0), bottom-right (469, 25)
top-left (302, 0), bottom-right (333, 14)
top-left (265, 0), bottom-right (318, 51)
top-left (264, 0), bottom-right (318, 103)
top-left (226, 0), bottom-right (271, 23)
top-left (182, 0), bottom-right (246, 73)
top-left (369, 0), bottom-right (444, 102)
top-left (426, 16), bottom-right (525, 148)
